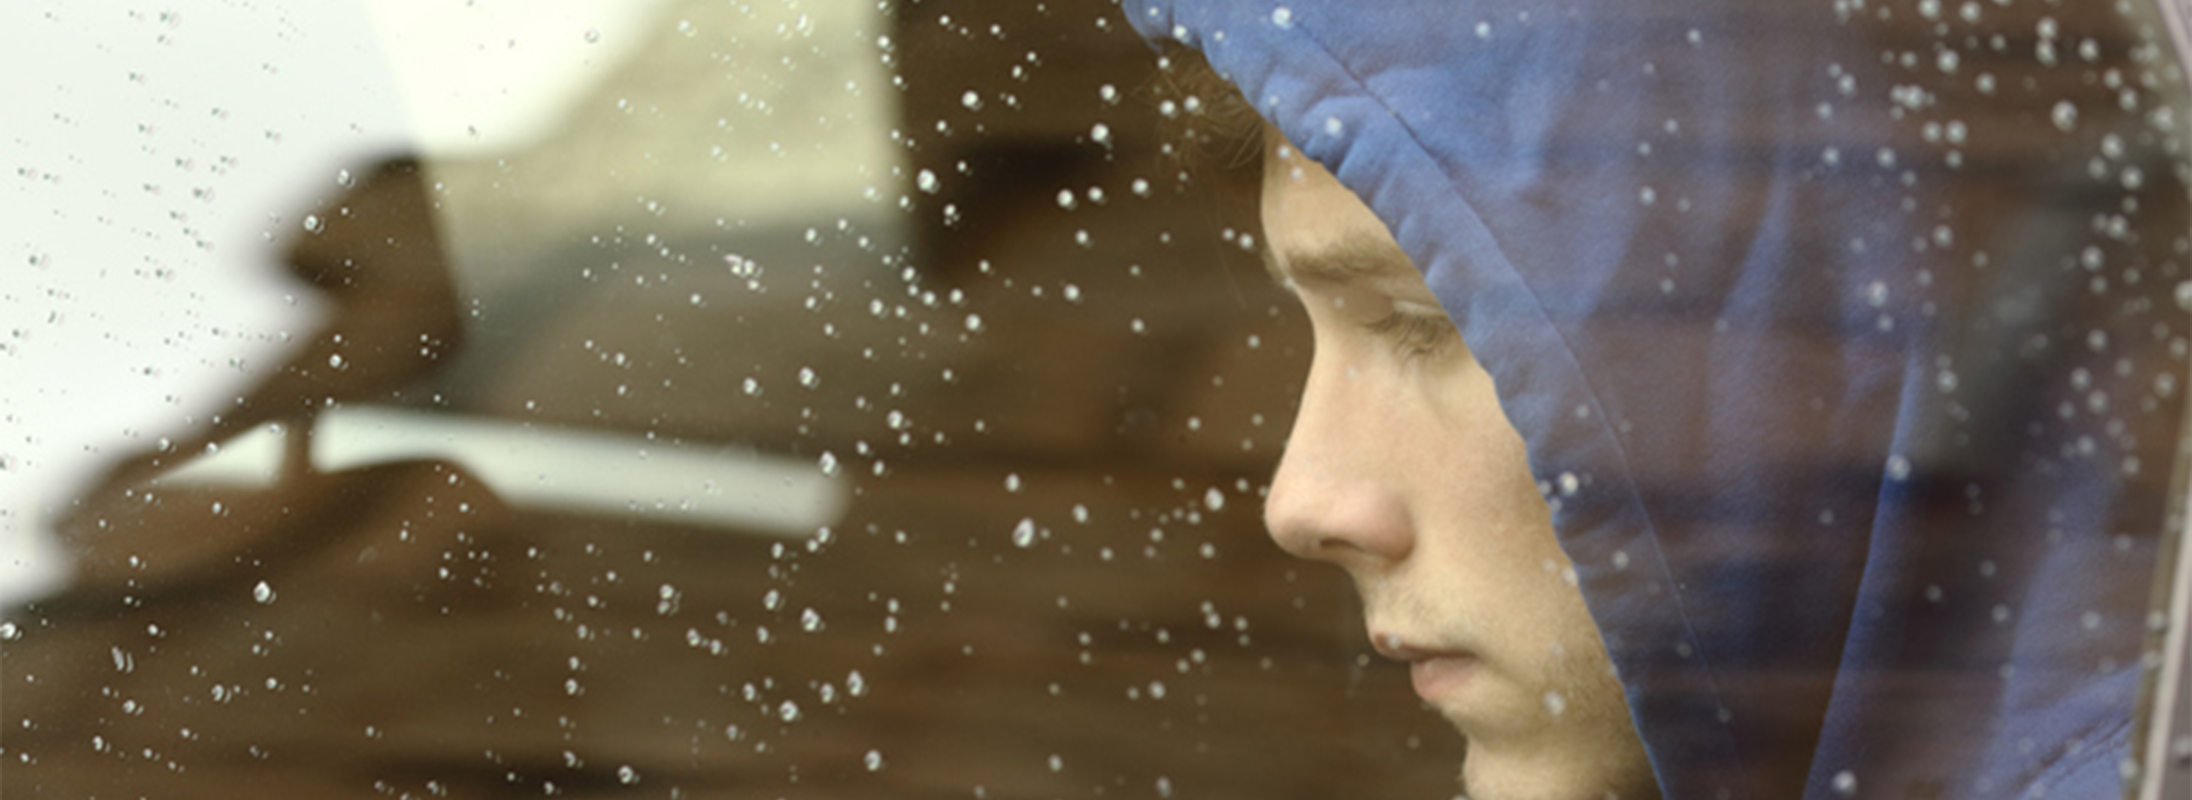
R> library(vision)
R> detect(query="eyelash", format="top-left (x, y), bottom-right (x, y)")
top-left (1364, 309), bottom-right (1457, 358)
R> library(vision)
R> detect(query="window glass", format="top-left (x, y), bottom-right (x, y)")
top-left (3, 1), bottom-right (1459, 797)
top-left (5, 1), bottom-right (2189, 799)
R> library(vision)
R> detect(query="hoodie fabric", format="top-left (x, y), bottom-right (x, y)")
top-left (1129, 2), bottom-right (2192, 798)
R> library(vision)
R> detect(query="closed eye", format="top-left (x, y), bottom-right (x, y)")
top-left (1364, 308), bottom-right (1456, 359)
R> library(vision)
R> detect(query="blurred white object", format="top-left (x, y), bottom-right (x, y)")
top-left (167, 407), bottom-right (846, 537)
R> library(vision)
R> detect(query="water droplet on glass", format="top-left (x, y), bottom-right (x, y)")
top-left (1090, 123), bottom-right (1112, 146)
top-left (916, 169), bottom-right (940, 194)
top-left (1004, 473), bottom-right (1022, 493)
top-left (726, 253), bottom-right (760, 278)
top-left (763, 589), bottom-right (783, 611)
top-left (584, 28), bottom-right (601, 44)
top-left (1270, 7), bottom-right (1294, 28)
top-left (301, 214), bottom-right (322, 233)
top-left (1831, 770), bottom-right (1857, 797)
top-left (1556, 472), bottom-right (1580, 496)
top-left (961, 90), bottom-right (982, 110)
top-left (818, 451), bottom-right (840, 477)
top-left (616, 765), bottom-right (638, 785)
top-left (1886, 455), bottom-right (1912, 481)
top-left (864, 749), bottom-right (885, 771)
top-left (2050, 100), bottom-right (2078, 132)
top-left (847, 669), bottom-right (867, 696)
top-left (779, 700), bottom-right (801, 722)
top-left (1542, 690), bottom-right (1567, 715)
top-left (251, 580), bottom-right (275, 604)
top-left (0, 622), bottom-right (18, 640)
top-left (1322, 116), bottom-right (1344, 137)
top-left (335, 168), bottom-right (353, 187)
top-left (1203, 488), bottom-right (1225, 511)
top-left (965, 313), bottom-right (984, 332)
top-left (1048, 754), bottom-right (1065, 773)
top-left (800, 607), bottom-right (824, 632)
top-left (1012, 518), bottom-right (1038, 548)
top-left (798, 366), bottom-right (819, 388)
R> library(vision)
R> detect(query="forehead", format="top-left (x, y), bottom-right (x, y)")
top-left (1257, 132), bottom-right (1418, 287)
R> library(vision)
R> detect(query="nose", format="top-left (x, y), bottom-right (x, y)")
top-left (1264, 353), bottom-right (1415, 568)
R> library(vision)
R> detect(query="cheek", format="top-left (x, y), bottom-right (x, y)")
top-left (1416, 366), bottom-right (1540, 514)
top-left (1409, 370), bottom-right (1576, 611)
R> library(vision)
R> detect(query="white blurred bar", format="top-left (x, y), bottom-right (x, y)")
top-left (164, 407), bottom-right (846, 538)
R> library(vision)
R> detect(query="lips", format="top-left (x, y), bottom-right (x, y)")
top-left (1408, 653), bottom-right (1480, 700)
top-left (1372, 632), bottom-right (1480, 702)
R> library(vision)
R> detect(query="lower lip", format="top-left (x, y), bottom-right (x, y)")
top-left (1410, 655), bottom-right (1479, 701)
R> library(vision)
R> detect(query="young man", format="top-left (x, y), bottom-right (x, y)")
top-left (1260, 130), bottom-right (1659, 800)
top-left (1139, 2), bottom-right (2192, 799)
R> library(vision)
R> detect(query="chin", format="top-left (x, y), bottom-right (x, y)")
top-left (1457, 745), bottom-right (1661, 800)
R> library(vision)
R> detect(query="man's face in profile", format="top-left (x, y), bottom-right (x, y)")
top-left (1256, 133), bottom-right (1659, 800)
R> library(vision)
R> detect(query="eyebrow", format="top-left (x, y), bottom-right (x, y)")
top-left (1266, 230), bottom-right (1417, 287)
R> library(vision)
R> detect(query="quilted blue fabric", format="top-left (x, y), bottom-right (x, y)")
top-left (1127, 2), bottom-right (2192, 798)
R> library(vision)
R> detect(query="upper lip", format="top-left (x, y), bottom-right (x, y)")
top-left (1370, 630), bottom-right (1473, 662)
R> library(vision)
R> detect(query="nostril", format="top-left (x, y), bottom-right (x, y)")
top-left (1269, 527), bottom-right (1330, 561)
top-left (1263, 499), bottom-right (1327, 562)
top-left (1264, 474), bottom-right (1412, 565)
top-left (1262, 468), bottom-right (1332, 559)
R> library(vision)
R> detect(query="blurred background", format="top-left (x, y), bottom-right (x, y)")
top-left (2, 0), bottom-right (1467, 797)
top-left (15, 2), bottom-right (2191, 798)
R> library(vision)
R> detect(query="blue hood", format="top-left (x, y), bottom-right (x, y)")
top-left (1130, 2), bottom-right (2191, 798)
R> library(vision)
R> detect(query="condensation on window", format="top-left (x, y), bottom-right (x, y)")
top-left (7, 1), bottom-right (2192, 799)
top-left (0, 1), bottom-right (1456, 798)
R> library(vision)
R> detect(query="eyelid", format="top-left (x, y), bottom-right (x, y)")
top-left (1363, 304), bottom-right (1457, 357)
top-left (1389, 298), bottom-right (1447, 317)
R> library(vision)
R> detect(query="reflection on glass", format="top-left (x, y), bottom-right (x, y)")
top-left (1127, 1), bottom-right (2192, 799)
top-left (4, 1), bottom-right (2189, 799)
top-left (4, 1), bottom-right (1452, 798)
